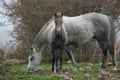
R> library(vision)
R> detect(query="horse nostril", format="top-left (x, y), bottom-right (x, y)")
top-left (27, 68), bottom-right (35, 72)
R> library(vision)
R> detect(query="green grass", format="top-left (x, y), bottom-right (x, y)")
top-left (0, 61), bottom-right (120, 80)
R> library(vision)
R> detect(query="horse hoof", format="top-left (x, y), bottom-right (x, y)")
top-left (73, 67), bottom-right (78, 71)
top-left (51, 73), bottom-right (57, 77)
top-left (54, 71), bottom-right (57, 74)
top-left (113, 66), bottom-right (117, 71)
top-left (52, 70), bottom-right (57, 74)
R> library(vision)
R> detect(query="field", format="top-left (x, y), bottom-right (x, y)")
top-left (0, 60), bottom-right (120, 80)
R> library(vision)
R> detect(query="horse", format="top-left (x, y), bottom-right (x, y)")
top-left (27, 12), bottom-right (117, 72)
top-left (51, 12), bottom-right (67, 73)
top-left (27, 13), bottom-right (77, 72)
top-left (114, 27), bottom-right (120, 61)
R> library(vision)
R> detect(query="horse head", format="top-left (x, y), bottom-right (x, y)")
top-left (27, 47), bottom-right (41, 72)
top-left (54, 12), bottom-right (63, 36)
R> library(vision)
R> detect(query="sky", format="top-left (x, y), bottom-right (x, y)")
top-left (0, 0), bottom-right (13, 47)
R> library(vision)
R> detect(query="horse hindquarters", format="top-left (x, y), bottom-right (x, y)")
top-left (97, 40), bottom-right (108, 68)
top-left (97, 39), bottom-right (117, 69)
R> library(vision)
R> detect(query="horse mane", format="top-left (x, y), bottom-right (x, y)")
top-left (32, 18), bottom-right (53, 52)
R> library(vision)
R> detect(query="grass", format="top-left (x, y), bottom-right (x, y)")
top-left (0, 61), bottom-right (120, 80)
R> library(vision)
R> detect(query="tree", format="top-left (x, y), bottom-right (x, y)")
top-left (1, 0), bottom-right (120, 60)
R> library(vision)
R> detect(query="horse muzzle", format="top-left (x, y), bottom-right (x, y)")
top-left (27, 67), bottom-right (36, 72)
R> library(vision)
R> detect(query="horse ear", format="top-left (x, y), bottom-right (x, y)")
top-left (29, 48), bottom-right (33, 55)
top-left (61, 12), bottom-right (63, 16)
top-left (31, 47), bottom-right (33, 51)
top-left (54, 12), bottom-right (63, 18)
top-left (54, 12), bottom-right (58, 18)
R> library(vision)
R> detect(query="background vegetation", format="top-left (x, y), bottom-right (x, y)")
top-left (0, 0), bottom-right (120, 80)
top-left (0, 0), bottom-right (120, 64)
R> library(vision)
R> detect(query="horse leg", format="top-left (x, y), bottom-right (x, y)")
top-left (51, 46), bottom-right (57, 73)
top-left (65, 46), bottom-right (78, 71)
top-left (56, 57), bottom-right (60, 72)
top-left (107, 43), bottom-right (118, 70)
top-left (114, 45), bottom-right (117, 61)
top-left (56, 49), bottom-right (60, 72)
top-left (59, 47), bottom-right (64, 72)
top-left (97, 41), bottom-right (108, 69)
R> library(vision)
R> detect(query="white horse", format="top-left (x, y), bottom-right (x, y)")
top-left (27, 12), bottom-right (117, 72)
top-left (114, 28), bottom-right (120, 61)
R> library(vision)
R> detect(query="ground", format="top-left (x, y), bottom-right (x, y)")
top-left (0, 60), bottom-right (120, 80)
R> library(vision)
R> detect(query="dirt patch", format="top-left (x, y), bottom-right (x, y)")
top-left (0, 70), bottom-right (9, 77)
top-left (3, 59), bottom-right (21, 66)
top-left (51, 73), bottom-right (75, 80)
top-left (98, 70), bottom-right (120, 80)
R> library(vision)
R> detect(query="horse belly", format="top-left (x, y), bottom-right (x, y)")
top-left (67, 31), bottom-right (93, 45)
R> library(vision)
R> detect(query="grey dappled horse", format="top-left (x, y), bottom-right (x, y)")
top-left (114, 17), bottom-right (120, 59)
top-left (27, 12), bottom-right (117, 72)
top-left (114, 27), bottom-right (120, 60)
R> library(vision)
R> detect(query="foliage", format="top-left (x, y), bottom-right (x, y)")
top-left (1, 0), bottom-right (120, 60)
top-left (8, 0), bottom-right (120, 43)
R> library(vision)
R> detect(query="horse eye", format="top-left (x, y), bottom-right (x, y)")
top-left (30, 57), bottom-right (34, 61)
top-left (55, 21), bottom-right (58, 24)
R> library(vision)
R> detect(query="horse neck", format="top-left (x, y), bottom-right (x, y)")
top-left (55, 27), bottom-right (62, 38)
top-left (54, 24), bottom-right (67, 42)
top-left (33, 36), bottom-right (46, 53)
top-left (32, 43), bottom-right (45, 55)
